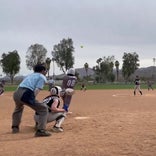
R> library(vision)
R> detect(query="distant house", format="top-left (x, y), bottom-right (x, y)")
top-left (114, 66), bottom-right (156, 81)
top-left (51, 67), bottom-right (95, 80)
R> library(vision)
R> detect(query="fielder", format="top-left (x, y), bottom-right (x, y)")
top-left (147, 80), bottom-right (154, 91)
top-left (134, 75), bottom-right (143, 95)
top-left (0, 80), bottom-right (5, 96)
top-left (80, 83), bottom-right (87, 91)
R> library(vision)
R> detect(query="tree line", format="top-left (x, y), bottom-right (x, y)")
top-left (0, 37), bottom-right (140, 84)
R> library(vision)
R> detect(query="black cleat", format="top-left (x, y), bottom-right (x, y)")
top-left (35, 129), bottom-right (51, 137)
top-left (12, 126), bottom-right (19, 134)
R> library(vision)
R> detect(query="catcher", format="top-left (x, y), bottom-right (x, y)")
top-left (34, 86), bottom-right (66, 132)
top-left (0, 80), bottom-right (5, 96)
top-left (147, 80), bottom-right (154, 91)
top-left (61, 68), bottom-right (77, 113)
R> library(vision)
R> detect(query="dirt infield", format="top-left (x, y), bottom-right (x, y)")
top-left (1, 89), bottom-right (156, 156)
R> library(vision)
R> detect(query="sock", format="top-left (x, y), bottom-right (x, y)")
top-left (55, 117), bottom-right (65, 128)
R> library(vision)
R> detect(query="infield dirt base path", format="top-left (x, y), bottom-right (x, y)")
top-left (1, 89), bottom-right (156, 156)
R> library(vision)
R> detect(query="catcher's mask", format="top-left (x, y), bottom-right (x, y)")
top-left (50, 86), bottom-right (62, 96)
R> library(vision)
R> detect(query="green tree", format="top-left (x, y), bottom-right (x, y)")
top-left (26, 43), bottom-right (47, 70)
top-left (45, 57), bottom-right (51, 78)
top-left (93, 56), bottom-right (115, 83)
top-left (96, 58), bottom-right (102, 66)
top-left (115, 60), bottom-right (120, 81)
top-left (0, 50), bottom-right (20, 84)
top-left (51, 38), bottom-right (75, 73)
top-left (122, 52), bottom-right (140, 81)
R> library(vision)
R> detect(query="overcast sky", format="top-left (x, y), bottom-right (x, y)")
top-left (1, 0), bottom-right (156, 76)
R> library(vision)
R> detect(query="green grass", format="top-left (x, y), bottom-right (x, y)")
top-left (4, 83), bottom-right (155, 92)
top-left (4, 85), bottom-right (17, 91)
top-left (76, 83), bottom-right (155, 90)
top-left (76, 84), bottom-right (133, 90)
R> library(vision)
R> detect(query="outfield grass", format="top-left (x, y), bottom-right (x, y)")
top-left (76, 83), bottom-right (155, 90)
top-left (4, 83), bottom-right (154, 92)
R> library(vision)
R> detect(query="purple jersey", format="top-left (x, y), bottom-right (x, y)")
top-left (61, 75), bottom-right (77, 110)
top-left (61, 75), bottom-right (77, 90)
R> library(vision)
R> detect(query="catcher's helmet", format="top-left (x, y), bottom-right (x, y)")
top-left (50, 86), bottom-right (62, 96)
top-left (67, 68), bottom-right (75, 76)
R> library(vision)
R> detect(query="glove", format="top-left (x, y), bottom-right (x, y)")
top-left (63, 104), bottom-right (69, 112)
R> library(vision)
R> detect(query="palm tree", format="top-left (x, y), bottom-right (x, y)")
top-left (96, 58), bottom-right (102, 67)
top-left (115, 60), bottom-right (120, 81)
top-left (152, 58), bottom-right (156, 79)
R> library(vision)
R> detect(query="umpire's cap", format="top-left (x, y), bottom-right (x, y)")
top-left (33, 64), bottom-right (46, 72)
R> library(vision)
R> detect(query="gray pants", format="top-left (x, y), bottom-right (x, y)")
top-left (34, 112), bottom-right (66, 127)
top-left (134, 85), bottom-right (141, 92)
top-left (12, 88), bottom-right (48, 130)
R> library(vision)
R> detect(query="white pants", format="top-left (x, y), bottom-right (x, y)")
top-left (134, 85), bottom-right (141, 92)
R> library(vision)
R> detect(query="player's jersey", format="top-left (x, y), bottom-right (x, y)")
top-left (62, 75), bottom-right (77, 90)
top-left (43, 95), bottom-right (60, 112)
top-left (134, 78), bottom-right (140, 85)
top-left (0, 82), bottom-right (4, 89)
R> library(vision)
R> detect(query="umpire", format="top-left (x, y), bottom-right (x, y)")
top-left (11, 64), bottom-right (51, 137)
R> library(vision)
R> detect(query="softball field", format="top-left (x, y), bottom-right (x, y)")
top-left (1, 89), bottom-right (156, 156)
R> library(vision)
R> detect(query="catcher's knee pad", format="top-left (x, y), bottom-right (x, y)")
top-left (56, 114), bottom-right (65, 121)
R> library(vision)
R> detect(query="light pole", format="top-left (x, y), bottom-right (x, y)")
top-left (52, 58), bottom-right (55, 79)
top-left (153, 58), bottom-right (156, 66)
top-left (152, 58), bottom-right (156, 79)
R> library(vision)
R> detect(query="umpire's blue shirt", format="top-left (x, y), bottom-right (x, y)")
top-left (19, 73), bottom-right (47, 91)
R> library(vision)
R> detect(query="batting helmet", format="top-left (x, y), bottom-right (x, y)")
top-left (67, 68), bottom-right (75, 76)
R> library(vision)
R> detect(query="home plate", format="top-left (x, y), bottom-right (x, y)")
top-left (74, 116), bottom-right (90, 120)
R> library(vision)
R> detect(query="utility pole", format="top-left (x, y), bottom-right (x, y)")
top-left (52, 58), bottom-right (55, 79)
top-left (152, 58), bottom-right (156, 80)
